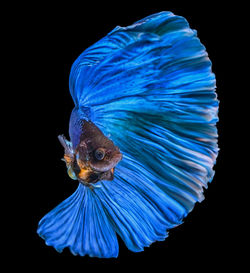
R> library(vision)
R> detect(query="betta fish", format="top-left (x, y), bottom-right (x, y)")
top-left (37, 11), bottom-right (219, 258)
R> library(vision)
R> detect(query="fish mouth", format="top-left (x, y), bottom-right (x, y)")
top-left (89, 153), bottom-right (123, 172)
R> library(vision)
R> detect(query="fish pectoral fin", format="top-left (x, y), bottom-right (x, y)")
top-left (67, 166), bottom-right (78, 180)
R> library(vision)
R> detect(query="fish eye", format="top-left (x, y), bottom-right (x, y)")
top-left (94, 148), bottom-right (105, 160)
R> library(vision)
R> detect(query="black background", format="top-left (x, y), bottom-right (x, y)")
top-left (16, 2), bottom-right (241, 270)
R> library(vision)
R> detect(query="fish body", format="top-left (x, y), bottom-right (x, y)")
top-left (37, 11), bottom-right (219, 258)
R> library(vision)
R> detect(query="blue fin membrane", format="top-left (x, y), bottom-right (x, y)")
top-left (38, 11), bottom-right (219, 257)
top-left (37, 185), bottom-right (119, 258)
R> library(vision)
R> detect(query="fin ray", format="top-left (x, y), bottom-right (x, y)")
top-left (38, 185), bottom-right (119, 257)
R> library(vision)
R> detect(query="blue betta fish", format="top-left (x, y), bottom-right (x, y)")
top-left (37, 11), bottom-right (219, 258)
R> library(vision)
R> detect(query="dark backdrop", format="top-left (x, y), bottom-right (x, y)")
top-left (20, 2), bottom-right (237, 270)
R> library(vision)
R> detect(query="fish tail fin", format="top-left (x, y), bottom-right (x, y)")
top-left (37, 184), bottom-right (118, 258)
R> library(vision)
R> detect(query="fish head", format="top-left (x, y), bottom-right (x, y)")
top-left (75, 128), bottom-right (123, 184)
top-left (59, 120), bottom-right (122, 185)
